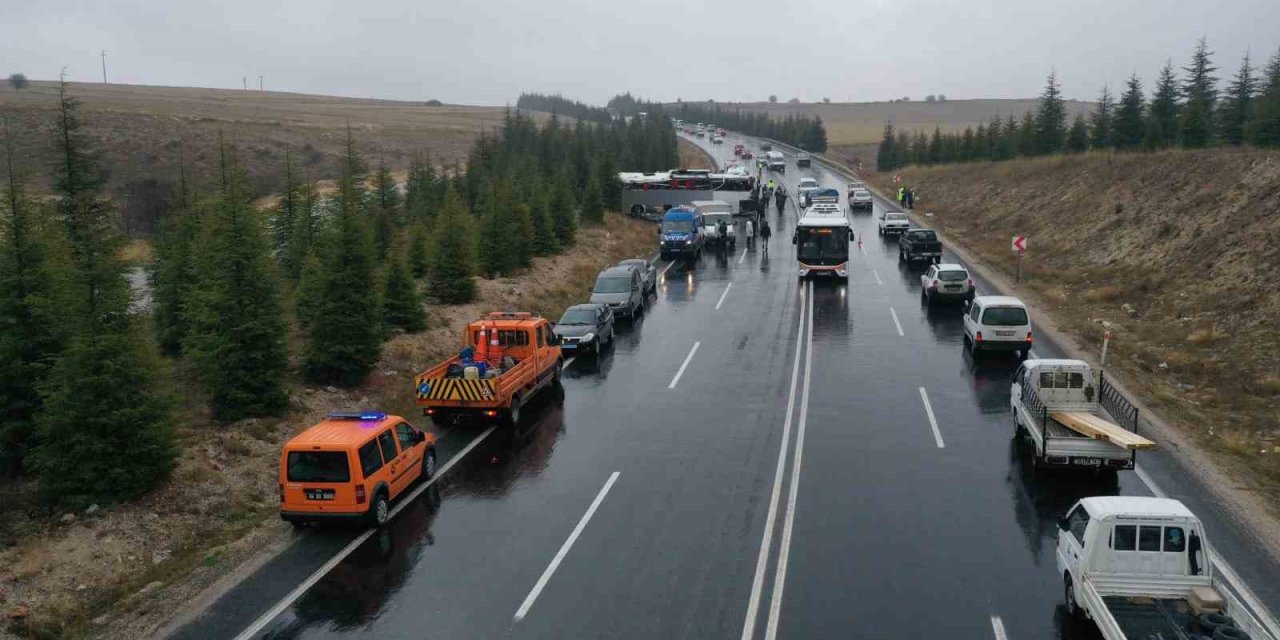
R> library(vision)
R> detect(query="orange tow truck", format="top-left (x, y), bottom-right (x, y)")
top-left (414, 312), bottom-right (563, 426)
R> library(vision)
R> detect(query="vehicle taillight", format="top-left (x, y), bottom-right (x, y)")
top-left (966, 278), bottom-right (974, 289)
top-left (975, 331), bottom-right (983, 342)
top-left (485, 410), bottom-right (498, 417)
top-left (1026, 331), bottom-right (1034, 344)
top-left (356, 485), bottom-right (367, 504)
top-left (425, 407), bottom-right (435, 415)
top-left (931, 279), bottom-right (940, 290)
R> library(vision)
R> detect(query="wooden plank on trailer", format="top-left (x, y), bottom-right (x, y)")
top-left (1051, 412), bottom-right (1157, 450)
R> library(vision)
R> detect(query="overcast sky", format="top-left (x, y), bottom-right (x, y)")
top-left (5, 0), bottom-right (1279, 106)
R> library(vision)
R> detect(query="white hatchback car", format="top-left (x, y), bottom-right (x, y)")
top-left (878, 211), bottom-right (910, 234)
top-left (963, 295), bottom-right (1032, 357)
top-left (919, 263), bottom-right (975, 305)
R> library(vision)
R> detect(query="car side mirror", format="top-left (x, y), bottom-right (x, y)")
top-left (417, 431), bottom-right (426, 443)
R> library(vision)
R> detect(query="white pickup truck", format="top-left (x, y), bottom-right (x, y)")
top-left (1059, 496), bottom-right (1277, 640)
top-left (1011, 359), bottom-right (1154, 472)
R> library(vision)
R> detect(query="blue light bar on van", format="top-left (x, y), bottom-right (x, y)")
top-left (328, 411), bottom-right (387, 421)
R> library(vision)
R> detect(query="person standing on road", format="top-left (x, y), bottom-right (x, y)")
top-left (905, 187), bottom-right (915, 210)
top-left (760, 218), bottom-right (772, 255)
top-left (745, 217), bottom-right (756, 249)
top-left (775, 186), bottom-right (787, 215)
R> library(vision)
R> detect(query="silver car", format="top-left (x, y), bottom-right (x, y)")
top-left (616, 259), bottom-right (657, 294)
top-left (590, 265), bottom-right (644, 318)
top-left (848, 189), bottom-right (874, 211)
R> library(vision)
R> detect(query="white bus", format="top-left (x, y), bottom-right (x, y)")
top-left (620, 170), bottom-right (756, 219)
top-left (793, 191), bottom-right (852, 279)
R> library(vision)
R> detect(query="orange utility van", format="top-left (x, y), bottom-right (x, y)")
top-left (279, 412), bottom-right (437, 527)
top-left (414, 312), bottom-right (563, 426)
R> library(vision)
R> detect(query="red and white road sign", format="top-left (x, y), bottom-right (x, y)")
top-left (1012, 235), bottom-right (1027, 252)
top-left (893, 174), bottom-right (901, 184)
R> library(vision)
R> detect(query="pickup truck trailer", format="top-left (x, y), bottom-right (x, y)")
top-left (1011, 359), bottom-right (1155, 472)
top-left (415, 312), bottom-right (562, 427)
top-left (1059, 496), bottom-right (1276, 640)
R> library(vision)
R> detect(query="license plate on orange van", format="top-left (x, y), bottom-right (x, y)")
top-left (305, 489), bottom-right (334, 500)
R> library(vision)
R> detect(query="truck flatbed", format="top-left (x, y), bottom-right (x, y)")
top-left (1103, 595), bottom-right (1197, 640)
top-left (1052, 412), bottom-right (1156, 450)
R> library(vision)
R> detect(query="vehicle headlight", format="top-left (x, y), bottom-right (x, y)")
top-left (686, 239), bottom-right (693, 245)
top-left (582, 332), bottom-right (595, 342)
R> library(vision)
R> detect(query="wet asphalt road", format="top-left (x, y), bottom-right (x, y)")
top-left (169, 133), bottom-right (1280, 640)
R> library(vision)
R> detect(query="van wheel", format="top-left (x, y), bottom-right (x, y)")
top-left (422, 448), bottom-right (437, 479)
top-left (970, 338), bottom-right (982, 357)
top-left (505, 404), bottom-right (521, 428)
top-left (368, 493), bottom-right (389, 527)
top-left (1064, 574), bottom-right (1081, 618)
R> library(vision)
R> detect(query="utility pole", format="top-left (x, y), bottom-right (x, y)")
top-left (242, 76), bottom-right (247, 90)
top-left (258, 75), bottom-right (263, 91)
top-left (100, 50), bottom-right (108, 83)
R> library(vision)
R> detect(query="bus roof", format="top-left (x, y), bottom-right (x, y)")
top-left (797, 207), bottom-right (850, 228)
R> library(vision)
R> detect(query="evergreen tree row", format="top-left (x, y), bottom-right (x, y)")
top-left (878, 40), bottom-right (1280, 171)
top-left (515, 93), bottom-right (614, 124)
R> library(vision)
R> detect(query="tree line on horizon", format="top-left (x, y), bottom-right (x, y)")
top-left (0, 83), bottom-right (676, 505)
top-left (877, 39), bottom-right (1280, 171)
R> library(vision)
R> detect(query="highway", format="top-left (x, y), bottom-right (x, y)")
top-left (168, 132), bottom-right (1280, 640)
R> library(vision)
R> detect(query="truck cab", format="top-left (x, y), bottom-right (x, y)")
top-left (1056, 497), bottom-right (1273, 640)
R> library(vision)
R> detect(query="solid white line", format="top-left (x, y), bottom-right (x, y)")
top-left (991, 615), bottom-right (1009, 640)
top-left (738, 247), bottom-right (748, 265)
top-left (514, 471), bottom-right (621, 622)
top-left (872, 269), bottom-right (883, 286)
top-left (918, 387), bottom-right (945, 449)
top-left (668, 341), bottom-right (701, 389)
top-left (659, 260), bottom-right (677, 278)
top-left (890, 307), bottom-right (905, 337)
top-left (1135, 466), bottom-right (1280, 638)
top-left (233, 426), bottom-right (496, 640)
top-left (763, 281), bottom-right (815, 640)
top-left (739, 282), bottom-right (808, 640)
top-left (715, 282), bottom-right (734, 311)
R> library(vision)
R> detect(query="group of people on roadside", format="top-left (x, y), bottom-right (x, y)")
top-left (897, 185), bottom-right (918, 209)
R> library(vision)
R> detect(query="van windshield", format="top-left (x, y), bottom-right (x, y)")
top-left (662, 220), bottom-right (695, 234)
top-left (287, 451), bottom-right (351, 483)
top-left (594, 277), bottom-right (632, 294)
top-left (559, 308), bottom-right (596, 325)
top-left (983, 307), bottom-right (1029, 326)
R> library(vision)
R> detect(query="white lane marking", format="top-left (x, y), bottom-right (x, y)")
top-left (233, 426), bottom-right (496, 640)
top-left (763, 281), bottom-right (815, 640)
top-left (872, 269), bottom-right (883, 286)
top-left (918, 387), bottom-right (945, 449)
top-left (1135, 466), bottom-right (1280, 638)
top-left (738, 247), bottom-right (748, 265)
top-left (563, 356), bottom-right (577, 369)
top-left (739, 282), bottom-right (808, 640)
top-left (991, 615), bottom-right (1009, 640)
top-left (889, 307), bottom-right (905, 337)
top-left (659, 260), bottom-right (677, 278)
top-left (715, 282), bottom-right (734, 311)
top-left (668, 341), bottom-right (701, 389)
top-left (514, 472), bottom-right (621, 622)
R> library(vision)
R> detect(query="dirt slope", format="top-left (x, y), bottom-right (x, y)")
top-left (0, 81), bottom-right (514, 233)
top-left (870, 148), bottom-right (1280, 496)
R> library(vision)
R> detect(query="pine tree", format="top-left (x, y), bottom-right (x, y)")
top-left (407, 223), bottom-right (430, 278)
top-left (428, 183), bottom-right (476, 304)
top-left (1090, 85), bottom-right (1115, 149)
top-left (876, 122), bottom-right (897, 171)
top-left (995, 115), bottom-right (1016, 161)
top-left (511, 202), bottom-right (534, 269)
top-left (597, 154), bottom-right (621, 211)
top-left (33, 80), bottom-right (176, 503)
top-left (1018, 111), bottom-right (1038, 157)
top-left (151, 195), bottom-right (201, 355)
top-left (1180, 38), bottom-right (1219, 148)
top-left (1066, 114), bottom-right (1090, 153)
top-left (303, 131), bottom-right (382, 386)
top-left (182, 146), bottom-right (288, 421)
top-left (283, 174), bottom-right (320, 283)
top-left (382, 253), bottom-right (425, 334)
top-left (1246, 48), bottom-right (1280, 146)
top-left (580, 168), bottom-right (605, 224)
top-left (1113, 74), bottom-right (1147, 150)
top-left (372, 158), bottom-right (400, 257)
top-left (294, 251), bottom-right (324, 331)
top-left (270, 153), bottom-right (299, 258)
top-left (1034, 71), bottom-right (1067, 155)
top-left (477, 184), bottom-right (509, 278)
top-left (530, 186), bottom-right (559, 256)
top-left (404, 153), bottom-right (438, 222)
top-left (1145, 61), bottom-right (1181, 149)
top-left (549, 171), bottom-right (578, 247)
top-left (0, 123), bottom-right (64, 476)
top-left (1218, 53), bottom-right (1257, 146)
top-left (927, 127), bottom-right (943, 164)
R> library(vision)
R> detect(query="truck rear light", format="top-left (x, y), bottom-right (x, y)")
top-left (425, 407), bottom-right (435, 415)
top-left (356, 485), bottom-right (367, 504)
top-left (485, 410), bottom-right (498, 417)
top-left (966, 278), bottom-right (973, 289)
top-left (975, 331), bottom-right (983, 342)
top-left (1026, 331), bottom-right (1034, 343)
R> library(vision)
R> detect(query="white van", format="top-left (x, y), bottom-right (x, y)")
top-left (963, 295), bottom-right (1032, 357)
top-left (693, 200), bottom-right (735, 248)
top-left (766, 151), bottom-right (786, 173)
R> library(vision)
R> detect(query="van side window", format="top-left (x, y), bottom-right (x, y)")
top-left (1163, 527), bottom-right (1186, 552)
top-left (536, 325), bottom-right (545, 347)
top-left (377, 430), bottom-right (398, 463)
top-left (1066, 506), bottom-right (1090, 545)
top-left (1112, 525), bottom-right (1137, 550)
top-left (358, 441), bottom-right (384, 478)
top-left (969, 303), bottom-right (982, 322)
top-left (1139, 526), bottom-right (1162, 551)
top-left (394, 422), bottom-right (417, 451)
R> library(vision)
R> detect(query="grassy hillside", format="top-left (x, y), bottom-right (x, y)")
top-left (870, 149), bottom-right (1280, 495)
top-left (0, 81), bottom-right (513, 234)
top-left (676, 99), bottom-right (1096, 145)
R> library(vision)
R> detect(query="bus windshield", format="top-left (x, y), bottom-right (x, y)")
top-left (796, 227), bottom-right (850, 264)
